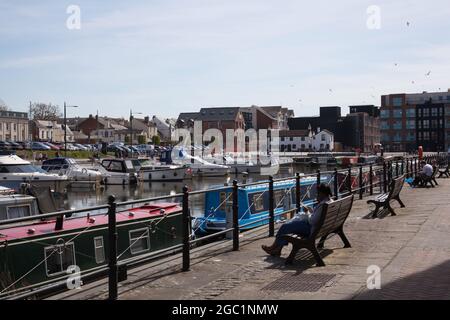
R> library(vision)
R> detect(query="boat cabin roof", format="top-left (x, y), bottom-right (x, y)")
top-left (0, 155), bottom-right (30, 165)
top-left (0, 202), bottom-right (180, 242)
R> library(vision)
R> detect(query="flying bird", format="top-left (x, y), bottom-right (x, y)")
top-left (406, 21), bottom-right (410, 27)
top-left (425, 71), bottom-right (431, 76)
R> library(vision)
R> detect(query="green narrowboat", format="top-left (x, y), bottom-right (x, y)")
top-left (0, 202), bottom-right (182, 297)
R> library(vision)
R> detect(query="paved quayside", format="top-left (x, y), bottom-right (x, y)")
top-left (51, 178), bottom-right (450, 300)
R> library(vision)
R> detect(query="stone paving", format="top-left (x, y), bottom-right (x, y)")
top-left (51, 177), bottom-right (450, 300)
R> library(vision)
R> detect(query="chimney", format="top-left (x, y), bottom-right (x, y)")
top-left (144, 116), bottom-right (149, 124)
top-left (89, 114), bottom-right (93, 119)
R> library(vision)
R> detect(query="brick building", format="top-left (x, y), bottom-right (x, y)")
top-left (380, 90), bottom-right (450, 152)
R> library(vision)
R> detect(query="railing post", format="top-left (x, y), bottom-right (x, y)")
top-left (395, 160), bottom-right (399, 177)
top-left (108, 195), bottom-right (118, 300)
top-left (383, 161), bottom-right (387, 193)
top-left (358, 165), bottom-right (363, 200)
top-left (415, 157), bottom-right (418, 176)
top-left (295, 173), bottom-right (301, 213)
top-left (369, 165), bottom-right (373, 196)
top-left (182, 186), bottom-right (190, 272)
top-left (347, 167), bottom-right (352, 195)
top-left (268, 176), bottom-right (274, 237)
top-left (316, 169), bottom-right (321, 193)
top-left (333, 168), bottom-right (339, 200)
top-left (406, 159), bottom-right (409, 175)
top-left (401, 160), bottom-right (404, 175)
top-left (232, 180), bottom-right (239, 251)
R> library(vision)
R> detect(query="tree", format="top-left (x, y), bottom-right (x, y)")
top-left (152, 135), bottom-right (161, 146)
top-left (0, 98), bottom-right (9, 111)
top-left (30, 102), bottom-right (62, 120)
top-left (138, 135), bottom-right (147, 144)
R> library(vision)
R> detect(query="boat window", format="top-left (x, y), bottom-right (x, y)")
top-left (7, 205), bottom-right (31, 219)
top-left (94, 236), bottom-right (105, 264)
top-left (250, 193), bottom-right (265, 213)
top-left (274, 190), bottom-right (285, 208)
top-left (0, 165), bottom-right (47, 174)
top-left (129, 228), bottom-right (150, 254)
top-left (219, 192), bottom-right (232, 212)
top-left (125, 160), bottom-right (134, 170)
top-left (107, 161), bottom-right (125, 173)
top-left (45, 243), bottom-right (76, 277)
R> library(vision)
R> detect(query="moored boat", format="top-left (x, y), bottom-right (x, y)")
top-left (0, 202), bottom-right (182, 296)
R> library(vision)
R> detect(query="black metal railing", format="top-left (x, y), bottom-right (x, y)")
top-left (1, 152), bottom-right (448, 300)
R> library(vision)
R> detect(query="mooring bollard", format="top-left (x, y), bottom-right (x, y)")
top-left (182, 186), bottom-right (190, 272)
top-left (268, 176), bottom-right (274, 237)
top-left (232, 180), bottom-right (239, 251)
top-left (333, 168), bottom-right (339, 200)
top-left (295, 173), bottom-right (301, 213)
top-left (108, 195), bottom-right (118, 300)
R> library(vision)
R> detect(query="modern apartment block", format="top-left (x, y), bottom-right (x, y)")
top-left (380, 90), bottom-right (450, 152)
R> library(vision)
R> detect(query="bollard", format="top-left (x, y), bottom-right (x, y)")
top-left (369, 165), bottom-right (373, 196)
top-left (268, 176), bottom-right (274, 237)
top-left (108, 195), bottom-right (118, 300)
top-left (232, 180), bottom-right (239, 251)
top-left (295, 173), bottom-right (301, 213)
top-left (182, 186), bottom-right (190, 272)
top-left (333, 168), bottom-right (339, 200)
top-left (359, 166), bottom-right (363, 200)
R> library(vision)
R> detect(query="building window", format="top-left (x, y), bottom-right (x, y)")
top-left (423, 120), bottom-right (430, 129)
top-left (431, 108), bottom-right (438, 116)
top-left (380, 121), bottom-right (389, 130)
top-left (380, 110), bottom-right (390, 118)
top-left (423, 132), bottom-right (430, 140)
top-left (321, 135), bottom-right (325, 141)
top-left (129, 228), bottom-right (150, 254)
top-left (44, 243), bottom-right (76, 277)
top-left (392, 97), bottom-right (403, 106)
top-left (406, 120), bottom-right (415, 129)
top-left (393, 110), bottom-right (403, 118)
top-left (393, 121), bottom-right (402, 130)
top-left (423, 108), bottom-right (429, 117)
top-left (94, 236), bottom-right (105, 264)
top-left (406, 109), bottom-right (415, 118)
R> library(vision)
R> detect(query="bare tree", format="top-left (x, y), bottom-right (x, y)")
top-left (30, 102), bottom-right (62, 120)
top-left (0, 98), bottom-right (9, 111)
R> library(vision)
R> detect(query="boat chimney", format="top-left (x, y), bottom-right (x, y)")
top-left (55, 215), bottom-right (64, 231)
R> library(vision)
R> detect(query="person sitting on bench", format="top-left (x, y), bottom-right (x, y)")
top-left (261, 184), bottom-right (333, 256)
top-left (412, 161), bottom-right (433, 186)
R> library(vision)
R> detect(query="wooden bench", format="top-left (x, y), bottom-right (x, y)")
top-left (420, 166), bottom-right (438, 188)
top-left (281, 195), bottom-right (354, 267)
top-left (367, 175), bottom-right (405, 218)
top-left (437, 164), bottom-right (450, 178)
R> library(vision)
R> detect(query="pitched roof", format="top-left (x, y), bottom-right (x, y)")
top-left (279, 129), bottom-right (309, 137)
top-left (197, 107), bottom-right (241, 121)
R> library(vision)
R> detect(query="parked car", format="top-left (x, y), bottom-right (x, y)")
top-left (7, 142), bottom-right (22, 150)
top-left (42, 142), bottom-right (60, 150)
top-left (31, 142), bottom-right (51, 150)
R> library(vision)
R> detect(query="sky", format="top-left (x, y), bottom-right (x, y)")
top-left (1, 0), bottom-right (450, 119)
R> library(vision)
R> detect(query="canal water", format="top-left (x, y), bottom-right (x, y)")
top-left (65, 164), bottom-right (331, 218)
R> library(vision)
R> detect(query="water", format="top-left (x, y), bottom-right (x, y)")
top-left (64, 163), bottom-right (325, 217)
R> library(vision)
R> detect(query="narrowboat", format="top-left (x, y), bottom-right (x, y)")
top-left (193, 175), bottom-right (331, 235)
top-left (0, 202), bottom-right (182, 296)
top-left (0, 155), bottom-right (70, 192)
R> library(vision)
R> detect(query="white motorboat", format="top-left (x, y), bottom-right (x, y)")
top-left (174, 152), bottom-right (230, 177)
top-left (41, 157), bottom-right (103, 185)
top-left (98, 158), bottom-right (139, 185)
top-left (130, 158), bottom-right (192, 181)
top-left (207, 154), bottom-right (282, 175)
top-left (0, 155), bottom-right (70, 192)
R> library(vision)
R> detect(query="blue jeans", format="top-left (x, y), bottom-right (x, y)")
top-left (275, 219), bottom-right (311, 246)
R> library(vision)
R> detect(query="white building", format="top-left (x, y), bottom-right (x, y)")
top-left (280, 128), bottom-right (334, 152)
top-left (0, 111), bottom-right (29, 142)
top-left (33, 120), bottom-right (74, 143)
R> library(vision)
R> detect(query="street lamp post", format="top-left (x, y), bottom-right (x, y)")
top-left (129, 109), bottom-right (143, 157)
top-left (64, 102), bottom-right (78, 156)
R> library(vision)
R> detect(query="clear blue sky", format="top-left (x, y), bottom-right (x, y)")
top-left (1, 0), bottom-right (449, 118)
